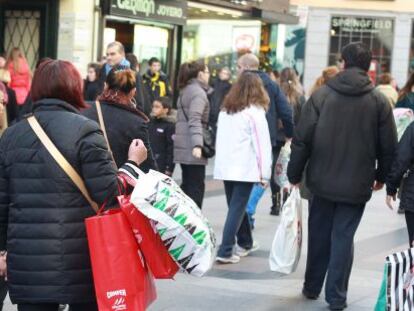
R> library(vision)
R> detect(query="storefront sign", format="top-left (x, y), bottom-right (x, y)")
top-left (110, 0), bottom-right (187, 25)
top-left (331, 16), bottom-right (393, 33)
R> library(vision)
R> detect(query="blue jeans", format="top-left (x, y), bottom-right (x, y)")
top-left (217, 181), bottom-right (254, 258)
top-left (304, 196), bottom-right (365, 306)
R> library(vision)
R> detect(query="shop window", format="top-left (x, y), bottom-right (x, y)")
top-left (4, 10), bottom-right (40, 70)
top-left (329, 16), bottom-right (394, 81)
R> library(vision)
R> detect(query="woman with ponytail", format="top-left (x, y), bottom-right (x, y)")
top-left (83, 65), bottom-right (156, 171)
top-left (280, 67), bottom-right (305, 125)
top-left (174, 61), bottom-right (212, 208)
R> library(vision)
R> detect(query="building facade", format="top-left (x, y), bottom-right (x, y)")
top-left (291, 0), bottom-right (414, 91)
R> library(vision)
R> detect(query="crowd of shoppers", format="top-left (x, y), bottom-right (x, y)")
top-left (2, 39), bottom-right (414, 311)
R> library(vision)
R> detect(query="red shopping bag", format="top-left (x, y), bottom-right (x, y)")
top-left (85, 209), bottom-right (157, 311)
top-left (118, 195), bottom-right (179, 279)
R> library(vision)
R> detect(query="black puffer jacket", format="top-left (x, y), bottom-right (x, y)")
top-left (82, 101), bottom-right (156, 172)
top-left (288, 68), bottom-right (397, 204)
top-left (149, 112), bottom-right (176, 173)
top-left (387, 123), bottom-right (414, 211)
top-left (0, 99), bottom-right (123, 304)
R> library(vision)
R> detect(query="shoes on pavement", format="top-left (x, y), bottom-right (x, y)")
top-left (235, 241), bottom-right (260, 257)
top-left (270, 207), bottom-right (280, 216)
top-left (328, 302), bottom-right (347, 311)
top-left (302, 288), bottom-right (319, 300)
top-left (270, 193), bottom-right (281, 216)
top-left (216, 255), bottom-right (240, 264)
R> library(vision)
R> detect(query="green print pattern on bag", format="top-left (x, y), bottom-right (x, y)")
top-left (131, 170), bottom-right (217, 277)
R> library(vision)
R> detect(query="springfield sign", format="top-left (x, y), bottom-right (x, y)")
top-left (110, 0), bottom-right (187, 25)
top-left (331, 17), bottom-right (393, 34)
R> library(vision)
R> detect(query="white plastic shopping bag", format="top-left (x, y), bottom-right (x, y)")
top-left (130, 169), bottom-right (216, 277)
top-left (269, 188), bottom-right (303, 274)
top-left (275, 142), bottom-right (291, 189)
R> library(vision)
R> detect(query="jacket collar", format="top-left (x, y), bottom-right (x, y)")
top-left (188, 78), bottom-right (213, 95)
top-left (32, 98), bottom-right (81, 114)
top-left (99, 100), bottom-right (149, 123)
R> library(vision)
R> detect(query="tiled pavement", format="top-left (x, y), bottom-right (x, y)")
top-left (3, 173), bottom-right (408, 311)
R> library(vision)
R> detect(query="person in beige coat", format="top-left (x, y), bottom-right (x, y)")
top-left (376, 73), bottom-right (398, 108)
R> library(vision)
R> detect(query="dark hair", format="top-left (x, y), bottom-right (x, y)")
top-left (105, 65), bottom-right (136, 94)
top-left (35, 57), bottom-right (52, 69)
top-left (154, 96), bottom-right (172, 111)
top-left (177, 61), bottom-right (206, 89)
top-left (87, 63), bottom-right (101, 79)
top-left (125, 53), bottom-right (139, 72)
top-left (223, 72), bottom-right (269, 114)
top-left (148, 57), bottom-right (160, 66)
top-left (341, 42), bottom-right (372, 72)
top-left (378, 73), bottom-right (392, 85)
top-left (31, 59), bottom-right (86, 109)
top-left (399, 72), bottom-right (414, 101)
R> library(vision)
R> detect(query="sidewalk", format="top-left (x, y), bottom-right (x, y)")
top-left (2, 182), bottom-right (407, 311)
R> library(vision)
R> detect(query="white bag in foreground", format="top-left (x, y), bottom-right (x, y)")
top-left (130, 170), bottom-right (216, 277)
top-left (269, 188), bottom-right (303, 274)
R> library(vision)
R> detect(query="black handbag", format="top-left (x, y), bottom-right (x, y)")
top-left (180, 97), bottom-right (216, 159)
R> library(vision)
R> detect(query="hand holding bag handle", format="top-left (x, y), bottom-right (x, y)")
top-left (27, 116), bottom-right (99, 213)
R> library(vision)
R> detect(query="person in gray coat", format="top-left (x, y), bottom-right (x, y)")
top-left (174, 61), bottom-right (211, 208)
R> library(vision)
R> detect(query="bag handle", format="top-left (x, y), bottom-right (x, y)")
top-left (96, 101), bottom-right (116, 165)
top-left (27, 116), bottom-right (99, 213)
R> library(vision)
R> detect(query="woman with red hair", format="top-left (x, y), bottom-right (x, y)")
top-left (0, 59), bottom-right (147, 311)
top-left (7, 48), bottom-right (31, 105)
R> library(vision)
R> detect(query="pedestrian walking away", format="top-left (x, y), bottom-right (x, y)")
top-left (214, 71), bottom-right (272, 264)
top-left (174, 61), bottom-right (212, 208)
top-left (209, 66), bottom-right (232, 135)
top-left (376, 73), bottom-right (398, 108)
top-left (396, 71), bottom-right (414, 112)
top-left (237, 53), bottom-right (294, 216)
top-left (287, 42), bottom-right (397, 311)
top-left (386, 121), bottom-right (414, 245)
top-left (0, 59), bottom-right (148, 311)
top-left (82, 65), bottom-right (156, 172)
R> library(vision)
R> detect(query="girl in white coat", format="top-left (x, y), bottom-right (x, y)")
top-left (214, 72), bottom-right (272, 264)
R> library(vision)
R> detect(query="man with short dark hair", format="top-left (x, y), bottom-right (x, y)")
top-left (287, 42), bottom-right (397, 310)
top-left (142, 57), bottom-right (171, 103)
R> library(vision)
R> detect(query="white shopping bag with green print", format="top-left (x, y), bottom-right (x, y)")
top-left (130, 170), bottom-right (216, 277)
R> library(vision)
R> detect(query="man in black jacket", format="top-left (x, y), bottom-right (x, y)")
top-left (237, 53), bottom-right (294, 215)
top-left (287, 43), bottom-right (397, 310)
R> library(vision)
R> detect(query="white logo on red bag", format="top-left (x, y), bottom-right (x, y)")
top-left (106, 289), bottom-right (127, 311)
top-left (133, 229), bottom-right (143, 243)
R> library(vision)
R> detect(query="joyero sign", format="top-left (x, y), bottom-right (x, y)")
top-left (110, 0), bottom-right (187, 25)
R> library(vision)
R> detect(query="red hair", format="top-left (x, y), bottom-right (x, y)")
top-left (31, 59), bottom-right (86, 109)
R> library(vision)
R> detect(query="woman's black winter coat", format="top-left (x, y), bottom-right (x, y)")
top-left (387, 122), bottom-right (414, 211)
top-left (82, 101), bottom-right (156, 172)
top-left (0, 99), bottom-right (121, 304)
